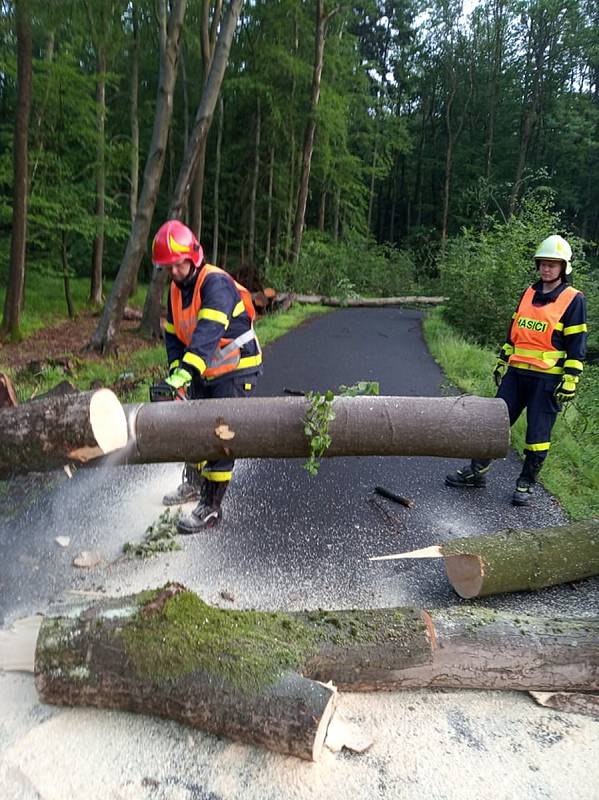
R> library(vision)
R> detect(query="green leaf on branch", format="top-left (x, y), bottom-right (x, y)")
top-left (302, 381), bottom-right (380, 475)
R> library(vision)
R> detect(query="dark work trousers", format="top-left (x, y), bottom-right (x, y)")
top-left (473, 367), bottom-right (561, 484)
top-left (188, 373), bottom-right (257, 483)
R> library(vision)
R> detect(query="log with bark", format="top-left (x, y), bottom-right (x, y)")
top-left (0, 388), bottom-right (128, 477)
top-left (371, 519), bottom-right (599, 598)
top-left (24, 585), bottom-right (599, 760)
top-left (291, 293), bottom-right (448, 307)
top-left (116, 394), bottom-right (509, 465)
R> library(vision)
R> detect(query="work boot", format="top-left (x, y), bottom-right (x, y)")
top-left (162, 464), bottom-right (205, 506)
top-left (512, 479), bottom-right (534, 507)
top-left (445, 462), bottom-right (489, 488)
top-left (177, 481), bottom-right (228, 535)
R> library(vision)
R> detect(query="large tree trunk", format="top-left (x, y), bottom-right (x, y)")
top-left (212, 94), bottom-right (224, 262)
top-left (118, 394), bottom-right (509, 464)
top-left (248, 95), bottom-right (261, 264)
top-left (30, 587), bottom-right (599, 760)
top-left (0, 389), bottom-right (127, 477)
top-left (1, 0), bottom-right (32, 341)
top-left (290, 1), bottom-right (337, 262)
top-left (140, 0), bottom-right (243, 339)
top-left (89, 45), bottom-right (107, 306)
top-left (87, 0), bottom-right (188, 354)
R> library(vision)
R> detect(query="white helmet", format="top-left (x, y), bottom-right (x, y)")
top-left (534, 235), bottom-right (572, 275)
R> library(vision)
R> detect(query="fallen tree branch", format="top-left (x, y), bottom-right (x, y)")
top-left (291, 294), bottom-right (447, 307)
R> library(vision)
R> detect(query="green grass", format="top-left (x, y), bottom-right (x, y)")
top-left (2, 300), bottom-right (331, 404)
top-left (0, 273), bottom-right (150, 339)
top-left (423, 307), bottom-right (599, 520)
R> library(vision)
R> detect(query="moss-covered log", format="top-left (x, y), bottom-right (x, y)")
top-left (0, 388), bottom-right (128, 477)
top-left (440, 519), bottom-right (599, 598)
top-left (118, 394), bottom-right (509, 464)
top-left (33, 586), bottom-right (599, 759)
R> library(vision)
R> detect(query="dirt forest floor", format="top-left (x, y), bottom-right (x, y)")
top-left (0, 311), bottom-right (155, 373)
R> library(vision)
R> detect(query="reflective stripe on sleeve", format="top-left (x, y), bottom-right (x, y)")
top-left (182, 352), bottom-right (207, 374)
top-left (563, 323), bottom-right (587, 335)
top-left (198, 307), bottom-right (229, 327)
top-left (165, 321), bottom-right (176, 334)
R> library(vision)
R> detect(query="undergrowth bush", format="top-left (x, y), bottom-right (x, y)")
top-left (439, 190), bottom-right (592, 349)
top-left (264, 232), bottom-right (420, 297)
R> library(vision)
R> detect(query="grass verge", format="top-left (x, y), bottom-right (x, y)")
top-left (2, 303), bottom-right (332, 404)
top-left (423, 307), bottom-right (599, 521)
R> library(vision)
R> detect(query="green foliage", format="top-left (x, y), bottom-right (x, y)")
top-left (303, 389), bottom-right (336, 477)
top-left (303, 381), bottom-right (380, 476)
top-left (123, 508), bottom-right (182, 558)
top-left (265, 231), bottom-right (419, 297)
top-left (439, 190), bottom-right (590, 348)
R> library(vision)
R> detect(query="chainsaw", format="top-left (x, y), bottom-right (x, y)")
top-left (149, 381), bottom-right (189, 403)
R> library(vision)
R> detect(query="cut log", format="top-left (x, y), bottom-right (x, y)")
top-left (117, 394), bottom-right (509, 465)
top-left (370, 519), bottom-right (599, 599)
top-left (0, 388), bottom-right (128, 477)
top-left (291, 294), bottom-right (447, 307)
top-left (529, 691), bottom-right (599, 718)
top-left (33, 585), bottom-right (339, 761)
top-left (28, 586), bottom-right (599, 761)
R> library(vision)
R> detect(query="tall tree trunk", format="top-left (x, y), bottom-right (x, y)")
top-left (290, 1), bottom-right (337, 263)
top-left (1, 0), bottom-right (32, 341)
top-left (189, 0), bottom-right (223, 239)
top-left (61, 231), bottom-right (75, 320)
top-left (212, 94), bottom-right (224, 263)
top-left (89, 45), bottom-right (107, 306)
top-left (128, 5), bottom-right (141, 298)
top-left (441, 63), bottom-right (472, 247)
top-left (129, 5), bottom-right (140, 224)
top-left (333, 185), bottom-right (340, 242)
top-left (265, 143), bottom-right (274, 263)
top-left (140, 0), bottom-right (243, 339)
top-left (318, 186), bottom-right (326, 231)
top-left (86, 0), bottom-right (188, 354)
top-left (485, 0), bottom-right (504, 180)
top-left (248, 95), bottom-right (261, 264)
top-left (367, 130), bottom-right (378, 232)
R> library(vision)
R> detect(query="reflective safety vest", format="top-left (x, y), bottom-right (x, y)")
top-left (509, 285), bottom-right (580, 374)
top-left (170, 264), bottom-right (259, 378)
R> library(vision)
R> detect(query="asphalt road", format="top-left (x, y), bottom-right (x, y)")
top-left (1, 306), bottom-right (597, 800)
top-left (0, 306), bottom-right (595, 623)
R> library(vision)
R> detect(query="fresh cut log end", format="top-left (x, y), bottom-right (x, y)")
top-left (89, 388), bottom-right (129, 455)
top-left (443, 553), bottom-right (485, 599)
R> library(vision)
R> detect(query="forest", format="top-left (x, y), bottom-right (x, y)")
top-left (0, 0), bottom-right (597, 354)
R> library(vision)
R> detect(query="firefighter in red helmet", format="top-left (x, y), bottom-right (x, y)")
top-left (151, 220), bottom-right (262, 533)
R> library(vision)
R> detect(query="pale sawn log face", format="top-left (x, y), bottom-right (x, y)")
top-left (441, 520), bottom-right (599, 598)
top-left (0, 388), bottom-right (127, 476)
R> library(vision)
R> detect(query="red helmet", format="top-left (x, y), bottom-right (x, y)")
top-left (152, 220), bottom-right (203, 268)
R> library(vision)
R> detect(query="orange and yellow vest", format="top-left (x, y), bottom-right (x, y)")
top-left (509, 285), bottom-right (580, 374)
top-left (171, 265), bottom-right (258, 379)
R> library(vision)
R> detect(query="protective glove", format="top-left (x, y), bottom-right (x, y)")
top-left (165, 367), bottom-right (193, 391)
top-left (493, 358), bottom-right (508, 388)
top-left (554, 375), bottom-right (578, 404)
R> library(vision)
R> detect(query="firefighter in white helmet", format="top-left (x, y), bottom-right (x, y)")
top-left (446, 235), bottom-right (587, 506)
